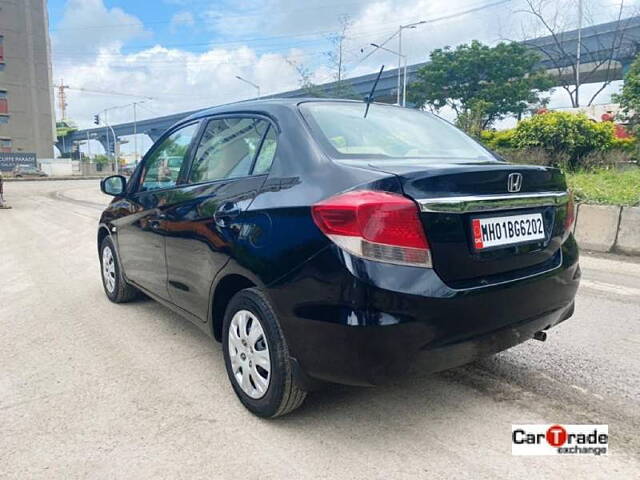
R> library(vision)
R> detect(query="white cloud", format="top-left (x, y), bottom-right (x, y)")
top-left (54, 44), bottom-right (302, 127)
top-left (170, 11), bottom-right (195, 33)
top-left (51, 0), bottom-right (150, 61)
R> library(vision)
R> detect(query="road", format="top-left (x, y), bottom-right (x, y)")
top-left (1, 180), bottom-right (639, 479)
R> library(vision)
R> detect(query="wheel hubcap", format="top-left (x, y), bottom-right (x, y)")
top-left (228, 310), bottom-right (271, 399)
top-left (102, 246), bottom-right (116, 293)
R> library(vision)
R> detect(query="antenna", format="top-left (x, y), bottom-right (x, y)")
top-left (364, 65), bottom-right (384, 118)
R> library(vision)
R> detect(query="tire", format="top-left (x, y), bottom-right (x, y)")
top-left (222, 288), bottom-right (307, 418)
top-left (99, 236), bottom-right (139, 303)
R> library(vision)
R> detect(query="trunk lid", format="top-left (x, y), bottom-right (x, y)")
top-left (366, 160), bottom-right (570, 287)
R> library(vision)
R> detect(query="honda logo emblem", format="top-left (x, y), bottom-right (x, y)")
top-left (507, 173), bottom-right (523, 193)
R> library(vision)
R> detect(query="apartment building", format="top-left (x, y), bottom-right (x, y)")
top-left (0, 0), bottom-right (55, 159)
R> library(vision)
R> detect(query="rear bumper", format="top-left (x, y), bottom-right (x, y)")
top-left (268, 236), bottom-right (580, 387)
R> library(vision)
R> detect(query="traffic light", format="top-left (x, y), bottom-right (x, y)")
top-left (93, 114), bottom-right (100, 125)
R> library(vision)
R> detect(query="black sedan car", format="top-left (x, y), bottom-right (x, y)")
top-left (98, 99), bottom-right (579, 417)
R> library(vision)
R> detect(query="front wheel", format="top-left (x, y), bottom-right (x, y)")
top-left (222, 288), bottom-right (307, 417)
top-left (100, 236), bottom-right (139, 303)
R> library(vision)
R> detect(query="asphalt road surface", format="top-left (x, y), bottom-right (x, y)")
top-left (1, 180), bottom-right (639, 479)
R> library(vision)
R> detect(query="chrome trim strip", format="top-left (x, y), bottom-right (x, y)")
top-left (417, 191), bottom-right (569, 213)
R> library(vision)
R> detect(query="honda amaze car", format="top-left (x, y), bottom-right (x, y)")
top-left (98, 99), bottom-right (580, 417)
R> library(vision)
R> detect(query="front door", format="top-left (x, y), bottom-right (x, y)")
top-left (115, 122), bottom-right (200, 298)
top-left (163, 116), bottom-right (278, 319)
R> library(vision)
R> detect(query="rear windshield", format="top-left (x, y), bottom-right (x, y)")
top-left (299, 102), bottom-right (493, 162)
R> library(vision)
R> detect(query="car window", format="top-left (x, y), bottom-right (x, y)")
top-left (140, 123), bottom-right (199, 192)
top-left (189, 117), bottom-right (268, 184)
top-left (300, 102), bottom-right (492, 162)
top-left (253, 126), bottom-right (277, 175)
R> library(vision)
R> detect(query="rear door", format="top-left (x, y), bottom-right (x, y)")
top-left (115, 122), bottom-right (200, 298)
top-left (162, 115), bottom-right (278, 319)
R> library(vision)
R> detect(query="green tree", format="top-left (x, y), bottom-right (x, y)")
top-left (613, 54), bottom-right (640, 128)
top-left (408, 40), bottom-right (553, 129)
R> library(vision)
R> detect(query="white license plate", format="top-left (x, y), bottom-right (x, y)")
top-left (471, 213), bottom-right (545, 250)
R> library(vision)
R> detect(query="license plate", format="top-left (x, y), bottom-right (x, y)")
top-left (471, 213), bottom-right (545, 250)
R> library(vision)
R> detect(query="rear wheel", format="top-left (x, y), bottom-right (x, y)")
top-left (100, 236), bottom-right (139, 303)
top-left (222, 288), bottom-right (306, 417)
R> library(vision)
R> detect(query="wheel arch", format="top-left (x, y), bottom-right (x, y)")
top-left (210, 273), bottom-right (257, 341)
top-left (97, 225), bottom-right (111, 254)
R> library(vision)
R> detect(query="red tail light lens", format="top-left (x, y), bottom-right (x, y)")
top-left (312, 190), bottom-right (431, 267)
top-left (564, 191), bottom-right (575, 231)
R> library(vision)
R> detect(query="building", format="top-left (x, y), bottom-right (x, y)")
top-left (0, 0), bottom-right (55, 159)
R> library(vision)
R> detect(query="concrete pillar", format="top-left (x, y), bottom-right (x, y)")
top-left (55, 136), bottom-right (73, 155)
top-left (146, 129), bottom-right (164, 143)
top-left (97, 136), bottom-right (115, 156)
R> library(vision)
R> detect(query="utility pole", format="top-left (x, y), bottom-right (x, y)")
top-left (56, 79), bottom-right (70, 120)
top-left (576, 0), bottom-right (583, 107)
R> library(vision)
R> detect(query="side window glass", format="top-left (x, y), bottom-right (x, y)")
top-left (189, 118), bottom-right (267, 184)
top-left (253, 126), bottom-right (277, 175)
top-left (140, 123), bottom-right (199, 192)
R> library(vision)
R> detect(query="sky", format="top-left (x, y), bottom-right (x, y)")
top-left (46, 0), bottom-right (639, 155)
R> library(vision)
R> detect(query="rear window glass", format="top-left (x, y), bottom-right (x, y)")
top-left (299, 102), bottom-right (492, 162)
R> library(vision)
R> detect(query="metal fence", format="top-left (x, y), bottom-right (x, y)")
top-left (0, 152), bottom-right (37, 171)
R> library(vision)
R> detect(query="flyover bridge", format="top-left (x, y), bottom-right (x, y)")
top-left (60, 15), bottom-right (640, 155)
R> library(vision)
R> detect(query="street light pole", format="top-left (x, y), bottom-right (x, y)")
top-left (133, 102), bottom-right (138, 165)
top-left (397, 27), bottom-right (402, 105)
top-left (371, 43), bottom-right (407, 105)
top-left (398, 21), bottom-right (426, 106)
top-left (235, 75), bottom-right (261, 98)
top-left (100, 109), bottom-right (118, 175)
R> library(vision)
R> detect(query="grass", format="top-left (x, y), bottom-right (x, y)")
top-left (566, 167), bottom-right (640, 206)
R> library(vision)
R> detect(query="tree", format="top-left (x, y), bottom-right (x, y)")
top-left (408, 40), bottom-right (553, 130)
top-left (287, 15), bottom-right (359, 100)
top-left (516, 0), bottom-right (635, 107)
top-left (613, 54), bottom-right (640, 127)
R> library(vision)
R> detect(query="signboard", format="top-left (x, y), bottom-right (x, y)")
top-left (0, 152), bottom-right (37, 171)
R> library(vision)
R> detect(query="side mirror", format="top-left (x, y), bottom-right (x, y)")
top-left (101, 175), bottom-right (127, 196)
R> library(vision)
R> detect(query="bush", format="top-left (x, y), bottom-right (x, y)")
top-left (480, 129), bottom-right (516, 150)
top-left (495, 147), bottom-right (569, 168)
top-left (93, 154), bottom-right (110, 165)
top-left (511, 112), bottom-right (615, 170)
top-left (610, 136), bottom-right (637, 152)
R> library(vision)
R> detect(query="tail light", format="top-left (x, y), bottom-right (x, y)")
top-left (564, 191), bottom-right (575, 231)
top-left (311, 190), bottom-right (431, 267)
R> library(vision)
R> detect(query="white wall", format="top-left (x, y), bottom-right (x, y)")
top-left (39, 158), bottom-right (73, 176)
